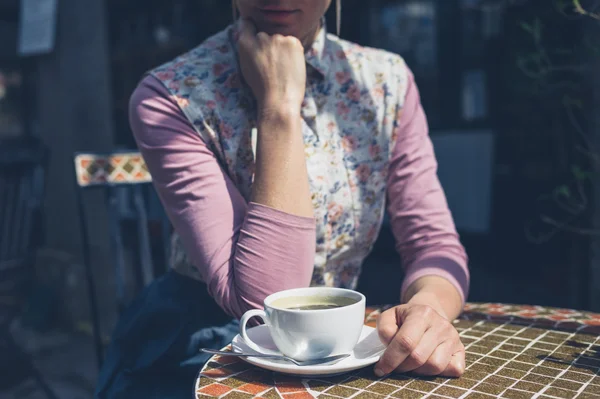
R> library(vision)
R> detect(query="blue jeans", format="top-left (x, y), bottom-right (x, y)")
top-left (95, 271), bottom-right (238, 399)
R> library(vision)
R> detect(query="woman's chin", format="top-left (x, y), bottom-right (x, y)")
top-left (256, 24), bottom-right (298, 37)
top-left (249, 17), bottom-right (301, 38)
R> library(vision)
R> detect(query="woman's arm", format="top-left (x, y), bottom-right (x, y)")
top-left (130, 75), bottom-right (315, 319)
top-left (374, 65), bottom-right (469, 378)
top-left (238, 20), bottom-right (313, 218)
top-left (387, 68), bottom-right (469, 320)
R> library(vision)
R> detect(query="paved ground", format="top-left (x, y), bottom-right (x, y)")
top-left (0, 322), bottom-right (96, 399)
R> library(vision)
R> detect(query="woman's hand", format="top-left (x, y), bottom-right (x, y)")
top-left (238, 19), bottom-right (306, 117)
top-left (236, 19), bottom-right (313, 217)
top-left (374, 300), bottom-right (465, 378)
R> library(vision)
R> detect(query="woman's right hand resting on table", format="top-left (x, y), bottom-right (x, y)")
top-left (237, 19), bottom-right (313, 218)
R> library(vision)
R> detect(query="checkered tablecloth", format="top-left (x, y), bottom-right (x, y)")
top-left (195, 303), bottom-right (600, 399)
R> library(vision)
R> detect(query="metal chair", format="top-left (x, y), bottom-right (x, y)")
top-left (0, 137), bottom-right (58, 399)
top-left (73, 151), bottom-right (171, 368)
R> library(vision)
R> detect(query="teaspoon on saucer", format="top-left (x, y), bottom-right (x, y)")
top-left (201, 348), bottom-right (350, 366)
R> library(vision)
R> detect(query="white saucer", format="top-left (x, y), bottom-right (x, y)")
top-left (231, 324), bottom-right (385, 377)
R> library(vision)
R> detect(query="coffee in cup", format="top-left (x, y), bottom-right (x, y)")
top-left (239, 287), bottom-right (366, 361)
top-left (270, 294), bottom-right (359, 311)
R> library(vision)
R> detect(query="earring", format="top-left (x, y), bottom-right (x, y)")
top-left (336, 0), bottom-right (342, 36)
top-left (232, 0), bottom-right (238, 21)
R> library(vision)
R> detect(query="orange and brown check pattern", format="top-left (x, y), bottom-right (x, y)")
top-left (74, 152), bottom-right (151, 187)
top-left (195, 304), bottom-right (600, 399)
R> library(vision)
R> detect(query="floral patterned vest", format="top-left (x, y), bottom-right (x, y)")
top-left (151, 22), bottom-right (409, 289)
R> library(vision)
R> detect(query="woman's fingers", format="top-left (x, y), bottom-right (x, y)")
top-left (409, 340), bottom-right (456, 376)
top-left (236, 17), bottom-right (306, 113)
top-left (410, 321), bottom-right (465, 377)
top-left (394, 328), bottom-right (448, 374)
top-left (375, 306), bottom-right (432, 377)
top-left (442, 348), bottom-right (466, 378)
top-left (375, 304), bottom-right (465, 378)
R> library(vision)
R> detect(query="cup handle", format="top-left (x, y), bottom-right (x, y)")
top-left (239, 309), bottom-right (276, 354)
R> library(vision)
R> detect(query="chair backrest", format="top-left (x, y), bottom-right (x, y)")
top-left (0, 138), bottom-right (47, 327)
top-left (74, 151), bottom-right (171, 310)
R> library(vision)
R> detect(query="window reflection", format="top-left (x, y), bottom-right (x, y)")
top-left (0, 67), bottom-right (23, 138)
top-left (369, 1), bottom-right (441, 127)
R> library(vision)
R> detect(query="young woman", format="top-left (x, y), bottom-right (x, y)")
top-left (96, 1), bottom-right (470, 397)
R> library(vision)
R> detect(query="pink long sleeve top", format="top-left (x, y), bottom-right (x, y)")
top-left (130, 22), bottom-right (469, 319)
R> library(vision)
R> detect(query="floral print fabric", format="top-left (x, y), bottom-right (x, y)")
top-left (151, 21), bottom-right (409, 289)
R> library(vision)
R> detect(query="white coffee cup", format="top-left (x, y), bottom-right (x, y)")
top-left (239, 287), bottom-right (366, 361)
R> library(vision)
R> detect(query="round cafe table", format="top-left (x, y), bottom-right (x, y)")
top-left (195, 303), bottom-right (600, 399)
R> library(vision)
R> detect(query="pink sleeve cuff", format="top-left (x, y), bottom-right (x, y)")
top-left (246, 202), bottom-right (316, 229)
top-left (400, 255), bottom-right (470, 306)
